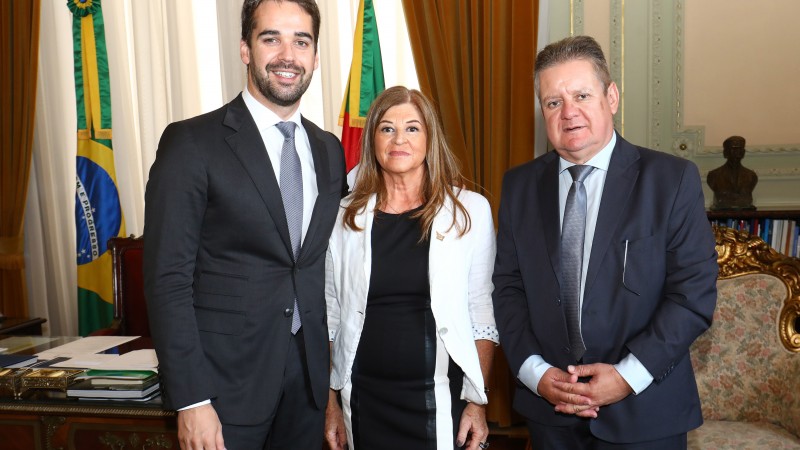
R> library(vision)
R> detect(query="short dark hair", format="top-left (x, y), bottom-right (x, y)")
top-left (534, 35), bottom-right (612, 98)
top-left (241, 0), bottom-right (321, 48)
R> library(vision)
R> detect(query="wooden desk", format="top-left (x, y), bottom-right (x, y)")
top-left (0, 336), bottom-right (177, 449)
top-left (0, 395), bottom-right (177, 450)
top-left (0, 317), bottom-right (46, 336)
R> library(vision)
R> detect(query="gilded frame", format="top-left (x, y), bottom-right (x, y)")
top-left (714, 226), bottom-right (800, 353)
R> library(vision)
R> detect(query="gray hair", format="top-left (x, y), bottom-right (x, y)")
top-left (534, 35), bottom-right (612, 99)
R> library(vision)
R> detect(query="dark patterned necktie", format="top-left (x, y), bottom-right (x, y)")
top-left (276, 121), bottom-right (302, 334)
top-left (562, 164), bottom-right (594, 361)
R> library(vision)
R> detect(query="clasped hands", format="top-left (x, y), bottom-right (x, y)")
top-left (538, 363), bottom-right (633, 418)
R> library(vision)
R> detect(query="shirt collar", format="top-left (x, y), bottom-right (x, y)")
top-left (242, 87), bottom-right (303, 131)
top-left (559, 132), bottom-right (616, 173)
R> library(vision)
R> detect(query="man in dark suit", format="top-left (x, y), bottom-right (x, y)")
top-left (492, 35), bottom-right (718, 449)
top-left (143, 1), bottom-right (345, 449)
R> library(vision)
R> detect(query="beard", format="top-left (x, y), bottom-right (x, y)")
top-left (250, 62), bottom-right (313, 107)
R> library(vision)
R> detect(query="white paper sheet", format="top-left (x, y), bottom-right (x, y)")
top-left (94, 349), bottom-right (159, 370)
top-left (49, 353), bottom-right (120, 368)
top-left (36, 336), bottom-right (139, 359)
top-left (49, 349), bottom-right (158, 371)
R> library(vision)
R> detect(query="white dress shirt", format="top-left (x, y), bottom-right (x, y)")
top-left (242, 87), bottom-right (318, 242)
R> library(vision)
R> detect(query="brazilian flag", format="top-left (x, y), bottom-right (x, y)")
top-left (68, 0), bottom-right (126, 335)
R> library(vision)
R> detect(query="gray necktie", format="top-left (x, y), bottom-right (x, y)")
top-left (276, 121), bottom-right (302, 334)
top-left (562, 164), bottom-right (594, 361)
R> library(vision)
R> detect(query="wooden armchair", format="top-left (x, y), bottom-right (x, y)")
top-left (90, 236), bottom-right (150, 337)
top-left (688, 226), bottom-right (800, 449)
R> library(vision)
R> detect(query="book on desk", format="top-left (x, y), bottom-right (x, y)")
top-left (0, 335), bottom-right (160, 401)
top-left (67, 370), bottom-right (159, 399)
top-left (75, 369), bottom-right (158, 385)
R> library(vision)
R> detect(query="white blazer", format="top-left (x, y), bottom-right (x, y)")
top-left (326, 188), bottom-right (496, 404)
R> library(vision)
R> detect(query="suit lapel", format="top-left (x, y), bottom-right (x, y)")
top-left (300, 116), bottom-right (333, 261)
top-left (428, 195), bottom-right (454, 293)
top-left (539, 154), bottom-right (564, 286)
top-left (224, 95), bottom-right (295, 258)
top-left (583, 135), bottom-right (639, 303)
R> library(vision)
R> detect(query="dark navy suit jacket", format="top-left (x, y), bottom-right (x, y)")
top-left (493, 133), bottom-right (718, 443)
top-left (144, 94), bottom-right (346, 425)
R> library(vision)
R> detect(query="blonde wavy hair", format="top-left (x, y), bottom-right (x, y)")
top-left (342, 86), bottom-right (471, 241)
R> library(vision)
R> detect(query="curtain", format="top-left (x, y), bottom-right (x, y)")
top-left (28, 0), bottom-right (224, 335)
top-left (401, 0), bottom-right (538, 214)
top-left (401, 0), bottom-right (539, 427)
top-left (1, 0), bottom-right (41, 317)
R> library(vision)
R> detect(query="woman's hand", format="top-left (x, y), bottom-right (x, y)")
top-left (456, 402), bottom-right (489, 450)
top-left (324, 389), bottom-right (347, 450)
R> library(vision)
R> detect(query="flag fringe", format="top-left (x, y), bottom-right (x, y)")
top-left (339, 115), bottom-right (368, 129)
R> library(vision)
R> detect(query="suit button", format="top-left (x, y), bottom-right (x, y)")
top-left (556, 297), bottom-right (561, 306)
top-left (284, 308), bottom-right (293, 317)
top-left (439, 327), bottom-right (448, 335)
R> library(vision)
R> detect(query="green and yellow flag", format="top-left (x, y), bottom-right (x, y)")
top-left (339, 0), bottom-right (385, 173)
top-left (68, 0), bottom-right (126, 335)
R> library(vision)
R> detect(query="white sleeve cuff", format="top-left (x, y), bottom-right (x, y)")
top-left (518, 354), bottom-right (553, 396)
top-left (614, 353), bottom-right (654, 395)
top-left (472, 324), bottom-right (500, 344)
top-left (178, 399), bottom-right (211, 411)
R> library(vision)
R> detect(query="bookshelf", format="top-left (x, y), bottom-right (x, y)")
top-left (708, 209), bottom-right (800, 258)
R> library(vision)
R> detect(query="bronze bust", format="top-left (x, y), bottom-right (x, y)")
top-left (707, 136), bottom-right (758, 211)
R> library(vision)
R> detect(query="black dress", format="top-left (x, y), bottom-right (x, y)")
top-left (348, 208), bottom-right (467, 450)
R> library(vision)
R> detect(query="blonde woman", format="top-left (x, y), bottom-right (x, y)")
top-left (324, 86), bottom-right (496, 450)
